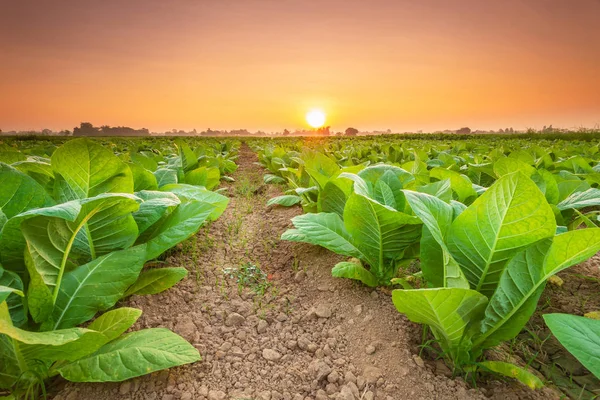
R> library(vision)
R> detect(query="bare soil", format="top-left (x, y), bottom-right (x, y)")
top-left (52, 144), bottom-right (566, 400)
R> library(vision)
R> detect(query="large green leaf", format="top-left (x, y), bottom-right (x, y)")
top-left (343, 193), bottom-right (421, 273)
top-left (128, 163), bottom-right (158, 192)
top-left (0, 302), bottom-right (101, 369)
top-left (430, 168), bottom-right (476, 203)
top-left (0, 163), bottom-right (54, 219)
top-left (154, 168), bottom-right (178, 188)
top-left (175, 139), bottom-right (198, 172)
top-left (184, 166), bottom-right (220, 190)
top-left (543, 314), bottom-right (600, 379)
top-left (447, 172), bottom-right (555, 296)
top-left (303, 152), bottom-right (339, 190)
top-left (160, 184), bottom-right (229, 221)
top-left (0, 202), bottom-right (81, 274)
top-left (493, 157), bottom-right (535, 178)
top-left (49, 245), bottom-right (147, 330)
top-left (142, 201), bottom-right (216, 261)
top-left (55, 328), bottom-right (200, 382)
top-left (51, 138), bottom-right (133, 202)
top-left (281, 213), bottom-right (365, 260)
top-left (124, 267), bottom-right (188, 297)
top-left (21, 194), bottom-right (140, 314)
top-left (403, 190), bottom-right (468, 288)
top-left (392, 288), bottom-right (488, 362)
top-left (132, 191), bottom-right (180, 235)
top-left (318, 178), bottom-right (352, 217)
top-left (476, 229), bottom-right (600, 349)
top-left (87, 307), bottom-right (142, 342)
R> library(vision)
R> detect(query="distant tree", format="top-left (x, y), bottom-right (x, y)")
top-left (386, 129), bottom-right (392, 134)
top-left (456, 127), bottom-right (471, 134)
top-left (499, 128), bottom-right (504, 133)
top-left (316, 126), bottom-right (330, 135)
top-left (282, 129), bottom-right (290, 136)
top-left (345, 127), bottom-right (358, 136)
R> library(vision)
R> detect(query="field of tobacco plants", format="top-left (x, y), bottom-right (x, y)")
top-left (1, 133), bottom-right (599, 399)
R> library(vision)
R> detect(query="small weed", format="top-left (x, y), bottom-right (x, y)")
top-left (223, 262), bottom-right (272, 296)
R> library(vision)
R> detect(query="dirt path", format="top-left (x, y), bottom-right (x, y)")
top-left (53, 144), bottom-right (558, 400)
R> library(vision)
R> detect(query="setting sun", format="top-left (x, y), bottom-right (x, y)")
top-left (306, 109), bottom-right (326, 128)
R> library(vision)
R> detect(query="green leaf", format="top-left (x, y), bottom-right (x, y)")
top-left (160, 184), bottom-right (229, 221)
top-left (430, 168), bottom-right (476, 203)
top-left (21, 194), bottom-right (140, 314)
top-left (478, 361), bottom-right (543, 389)
top-left (87, 307), bottom-right (142, 342)
top-left (543, 314), bottom-right (600, 379)
top-left (267, 195), bottom-right (301, 207)
top-left (124, 267), bottom-right (188, 297)
top-left (0, 268), bottom-right (26, 326)
top-left (447, 172), bottom-right (556, 297)
top-left (0, 285), bottom-right (23, 303)
top-left (318, 178), bottom-right (351, 217)
top-left (331, 261), bottom-right (378, 287)
top-left (175, 139), bottom-right (198, 172)
top-left (142, 201), bottom-right (216, 261)
top-left (477, 229), bottom-right (600, 350)
top-left (128, 162), bottom-right (158, 191)
top-left (132, 191), bottom-right (180, 235)
top-left (392, 288), bottom-right (488, 361)
top-left (304, 152), bottom-right (339, 189)
top-left (51, 138), bottom-right (133, 202)
top-left (281, 213), bottom-right (365, 260)
top-left (184, 166), bottom-right (220, 190)
top-left (0, 202), bottom-right (79, 274)
top-left (131, 152), bottom-right (158, 171)
top-left (49, 245), bottom-right (147, 329)
top-left (264, 174), bottom-right (286, 184)
top-left (154, 168), bottom-right (178, 187)
top-left (55, 328), bottom-right (201, 382)
top-left (557, 188), bottom-right (600, 211)
top-left (343, 193), bottom-right (421, 274)
top-left (0, 162), bottom-right (54, 219)
top-left (493, 157), bottom-right (535, 178)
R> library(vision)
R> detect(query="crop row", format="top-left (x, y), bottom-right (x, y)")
top-left (0, 137), bottom-right (239, 398)
top-left (253, 136), bottom-right (600, 389)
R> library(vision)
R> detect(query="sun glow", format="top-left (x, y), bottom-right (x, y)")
top-left (306, 109), bottom-right (326, 128)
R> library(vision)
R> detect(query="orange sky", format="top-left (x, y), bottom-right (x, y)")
top-left (1, 0), bottom-right (599, 132)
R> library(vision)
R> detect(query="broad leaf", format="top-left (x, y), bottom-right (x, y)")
top-left (543, 314), bottom-right (600, 379)
top-left (160, 184), bottom-right (229, 221)
top-left (331, 261), bottom-right (378, 287)
top-left (281, 213), bottom-right (365, 260)
top-left (0, 163), bottom-right (54, 219)
top-left (87, 307), bottom-right (142, 342)
top-left (55, 328), bottom-right (201, 382)
top-left (476, 229), bottom-right (600, 349)
top-left (142, 201), bottom-right (216, 261)
top-left (392, 288), bottom-right (488, 361)
top-left (267, 195), bottom-right (301, 207)
top-left (447, 172), bottom-right (555, 296)
top-left (124, 267), bottom-right (188, 297)
top-left (51, 138), bottom-right (133, 202)
top-left (49, 245), bottom-right (147, 329)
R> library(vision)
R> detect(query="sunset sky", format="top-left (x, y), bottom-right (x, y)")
top-left (1, 0), bottom-right (599, 133)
